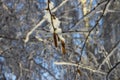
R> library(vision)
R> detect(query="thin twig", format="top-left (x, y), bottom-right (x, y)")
top-left (75, 0), bottom-right (113, 79)
top-left (24, 19), bottom-right (45, 43)
top-left (69, 0), bottom-right (107, 30)
top-left (54, 62), bottom-right (107, 75)
top-left (24, 0), bottom-right (68, 43)
top-left (106, 61), bottom-right (120, 80)
top-left (98, 40), bottom-right (120, 70)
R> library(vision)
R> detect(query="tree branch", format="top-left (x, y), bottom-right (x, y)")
top-left (106, 61), bottom-right (120, 80)
top-left (54, 62), bottom-right (107, 75)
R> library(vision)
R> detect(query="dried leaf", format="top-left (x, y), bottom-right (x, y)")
top-left (53, 32), bottom-right (57, 47)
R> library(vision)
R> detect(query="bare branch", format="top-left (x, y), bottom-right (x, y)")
top-left (54, 62), bottom-right (107, 75)
top-left (98, 40), bottom-right (120, 70)
top-left (24, 19), bottom-right (45, 43)
top-left (106, 61), bottom-right (120, 80)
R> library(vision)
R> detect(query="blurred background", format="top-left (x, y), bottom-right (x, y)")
top-left (0, 0), bottom-right (120, 80)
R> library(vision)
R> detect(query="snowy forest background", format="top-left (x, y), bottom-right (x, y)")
top-left (0, 0), bottom-right (120, 80)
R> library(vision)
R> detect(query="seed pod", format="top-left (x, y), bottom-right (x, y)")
top-left (53, 32), bottom-right (57, 47)
top-left (61, 39), bottom-right (66, 54)
top-left (77, 69), bottom-right (82, 76)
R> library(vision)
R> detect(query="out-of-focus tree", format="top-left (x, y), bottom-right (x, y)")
top-left (0, 0), bottom-right (120, 80)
